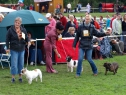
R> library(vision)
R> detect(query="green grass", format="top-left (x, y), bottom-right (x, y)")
top-left (0, 55), bottom-right (126, 95)
top-left (42, 12), bottom-right (126, 17)
top-left (62, 12), bottom-right (126, 17)
top-left (57, 12), bottom-right (125, 17)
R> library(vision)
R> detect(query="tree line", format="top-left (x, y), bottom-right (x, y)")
top-left (0, 0), bottom-right (126, 9)
top-left (64, 0), bottom-right (126, 9)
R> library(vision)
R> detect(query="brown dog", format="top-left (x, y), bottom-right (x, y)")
top-left (103, 62), bottom-right (119, 75)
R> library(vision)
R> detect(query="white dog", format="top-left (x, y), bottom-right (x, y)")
top-left (21, 68), bottom-right (42, 84)
top-left (66, 56), bottom-right (83, 72)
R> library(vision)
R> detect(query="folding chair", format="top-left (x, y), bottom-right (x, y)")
top-left (0, 54), bottom-right (11, 69)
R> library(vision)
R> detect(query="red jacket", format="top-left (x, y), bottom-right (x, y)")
top-left (110, 17), bottom-right (116, 28)
top-left (94, 21), bottom-right (100, 29)
top-left (74, 18), bottom-right (78, 30)
top-left (60, 16), bottom-right (67, 29)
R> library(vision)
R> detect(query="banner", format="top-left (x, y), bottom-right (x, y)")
top-left (34, 0), bottom-right (52, 2)
top-left (55, 39), bottom-right (79, 63)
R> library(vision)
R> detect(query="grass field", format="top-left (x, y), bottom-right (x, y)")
top-left (0, 55), bottom-right (126, 95)
top-left (61, 12), bottom-right (126, 17)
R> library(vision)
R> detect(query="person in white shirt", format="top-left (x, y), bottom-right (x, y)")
top-left (67, 3), bottom-right (71, 13)
top-left (86, 3), bottom-right (91, 13)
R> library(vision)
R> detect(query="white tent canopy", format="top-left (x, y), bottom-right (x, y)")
top-left (0, 6), bottom-right (16, 12)
top-left (34, 0), bottom-right (52, 2)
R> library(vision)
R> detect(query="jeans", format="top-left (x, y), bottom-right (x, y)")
top-left (29, 49), bottom-right (43, 63)
top-left (99, 7), bottom-right (102, 12)
top-left (10, 50), bottom-right (25, 75)
top-left (76, 48), bottom-right (98, 76)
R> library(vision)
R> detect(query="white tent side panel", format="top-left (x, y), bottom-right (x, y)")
top-left (0, 6), bottom-right (16, 12)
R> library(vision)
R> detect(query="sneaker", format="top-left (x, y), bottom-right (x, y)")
top-left (19, 78), bottom-right (22, 83)
top-left (93, 73), bottom-right (98, 76)
top-left (30, 62), bottom-right (34, 65)
top-left (75, 75), bottom-right (80, 78)
top-left (11, 78), bottom-right (15, 83)
top-left (40, 61), bottom-right (45, 65)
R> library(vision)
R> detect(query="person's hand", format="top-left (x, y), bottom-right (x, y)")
top-left (6, 49), bottom-right (10, 54)
top-left (31, 41), bottom-right (35, 46)
top-left (28, 42), bottom-right (31, 48)
top-left (57, 53), bottom-right (61, 58)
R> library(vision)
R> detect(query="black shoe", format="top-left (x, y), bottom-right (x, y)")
top-left (11, 78), bottom-right (15, 83)
top-left (19, 78), bottom-right (22, 83)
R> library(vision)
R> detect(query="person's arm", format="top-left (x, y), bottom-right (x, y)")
top-left (23, 28), bottom-right (29, 43)
top-left (72, 25), bottom-right (80, 48)
top-left (50, 35), bottom-right (61, 58)
top-left (93, 26), bottom-right (110, 37)
top-left (65, 22), bottom-right (69, 33)
top-left (6, 28), bottom-right (11, 50)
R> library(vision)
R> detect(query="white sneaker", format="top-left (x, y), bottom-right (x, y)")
top-left (30, 62), bottom-right (34, 65)
top-left (40, 61), bottom-right (45, 65)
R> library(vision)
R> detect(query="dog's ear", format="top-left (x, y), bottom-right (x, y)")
top-left (103, 63), bottom-right (107, 67)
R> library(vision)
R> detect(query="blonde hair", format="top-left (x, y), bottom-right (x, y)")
top-left (123, 14), bottom-right (126, 21)
top-left (69, 14), bottom-right (74, 19)
top-left (15, 17), bottom-right (22, 23)
top-left (68, 27), bottom-right (75, 33)
top-left (85, 15), bottom-right (92, 20)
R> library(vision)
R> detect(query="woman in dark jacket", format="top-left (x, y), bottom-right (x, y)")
top-left (73, 15), bottom-right (111, 77)
top-left (64, 15), bottom-right (76, 36)
top-left (6, 17), bottom-right (29, 83)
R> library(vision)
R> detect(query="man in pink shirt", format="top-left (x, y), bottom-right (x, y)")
top-left (45, 13), bottom-right (56, 36)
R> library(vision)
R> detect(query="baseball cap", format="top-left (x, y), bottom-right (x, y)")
top-left (46, 13), bottom-right (51, 18)
top-left (107, 27), bottom-right (112, 30)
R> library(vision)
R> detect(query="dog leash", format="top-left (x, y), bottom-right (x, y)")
top-left (60, 40), bottom-right (68, 58)
top-left (26, 46), bottom-right (29, 67)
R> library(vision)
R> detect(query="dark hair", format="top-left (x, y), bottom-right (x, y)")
top-left (116, 12), bottom-right (121, 16)
top-left (27, 31), bottom-right (32, 35)
top-left (56, 22), bottom-right (64, 30)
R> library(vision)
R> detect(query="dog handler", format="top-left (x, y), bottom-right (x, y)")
top-left (6, 17), bottom-right (30, 83)
top-left (73, 15), bottom-right (111, 77)
top-left (44, 22), bottom-right (64, 73)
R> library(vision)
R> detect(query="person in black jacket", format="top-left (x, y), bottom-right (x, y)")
top-left (64, 15), bottom-right (76, 36)
top-left (6, 17), bottom-right (29, 83)
top-left (73, 15), bottom-right (111, 77)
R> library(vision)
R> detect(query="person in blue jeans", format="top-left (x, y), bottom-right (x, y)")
top-left (6, 17), bottom-right (30, 83)
top-left (27, 32), bottom-right (45, 65)
top-left (73, 15), bottom-right (111, 77)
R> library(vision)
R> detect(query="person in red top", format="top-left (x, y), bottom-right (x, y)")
top-left (29, 4), bottom-right (33, 10)
top-left (73, 15), bottom-right (78, 30)
top-left (110, 14), bottom-right (117, 28)
top-left (94, 21), bottom-right (100, 30)
top-left (58, 13), bottom-right (67, 29)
